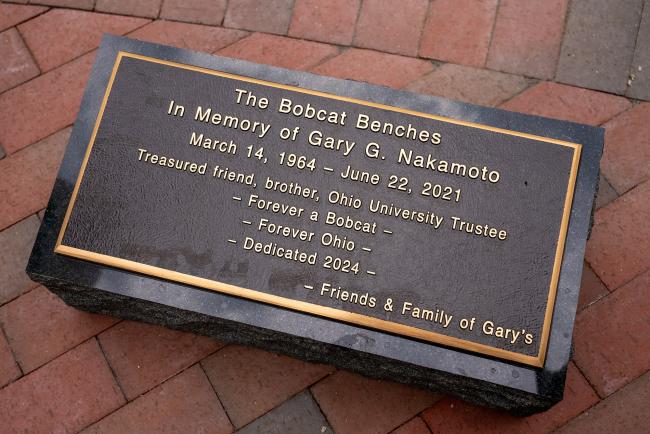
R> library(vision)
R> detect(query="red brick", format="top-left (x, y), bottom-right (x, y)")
top-left (392, 417), bottom-right (431, 434)
top-left (98, 320), bottom-right (222, 400)
top-left (0, 28), bottom-right (39, 93)
top-left (0, 52), bottom-right (92, 155)
top-left (0, 330), bottom-right (20, 388)
top-left (574, 270), bottom-right (650, 397)
top-left (487, 0), bottom-right (569, 79)
top-left (0, 216), bottom-right (40, 305)
top-left (578, 262), bottom-right (609, 311)
top-left (312, 48), bottom-right (433, 89)
top-left (129, 20), bottom-right (247, 53)
top-left (601, 103), bottom-right (650, 193)
top-left (235, 390), bottom-right (330, 433)
top-left (557, 371), bottom-right (650, 433)
top-left (353, 0), bottom-right (428, 56)
top-left (585, 181), bottom-right (650, 290)
top-left (218, 33), bottom-right (338, 71)
top-left (0, 286), bottom-right (118, 373)
top-left (421, 363), bottom-right (598, 433)
top-left (406, 63), bottom-right (529, 106)
top-left (419, 0), bottom-right (498, 67)
top-left (201, 345), bottom-right (333, 428)
top-left (34, 0), bottom-right (93, 10)
top-left (0, 128), bottom-right (69, 231)
top-left (84, 365), bottom-right (233, 434)
top-left (500, 82), bottom-right (632, 126)
top-left (160, 0), bottom-right (227, 26)
top-left (0, 3), bottom-right (47, 32)
top-left (0, 339), bottom-right (125, 433)
top-left (96, 0), bottom-right (162, 18)
top-left (289, 0), bottom-right (360, 45)
top-left (596, 175), bottom-right (619, 209)
top-left (224, 0), bottom-right (294, 35)
top-left (19, 9), bottom-right (149, 73)
top-left (312, 370), bottom-right (438, 434)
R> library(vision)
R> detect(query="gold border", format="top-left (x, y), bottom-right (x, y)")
top-left (55, 51), bottom-right (582, 368)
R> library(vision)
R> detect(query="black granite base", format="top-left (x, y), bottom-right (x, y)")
top-left (35, 270), bottom-right (558, 415)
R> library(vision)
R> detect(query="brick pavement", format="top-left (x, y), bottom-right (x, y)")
top-left (0, 1), bottom-right (649, 432)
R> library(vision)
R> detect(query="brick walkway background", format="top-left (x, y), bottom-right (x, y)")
top-left (1, 1), bottom-right (649, 433)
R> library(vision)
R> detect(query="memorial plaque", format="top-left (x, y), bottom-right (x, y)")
top-left (28, 35), bottom-right (603, 414)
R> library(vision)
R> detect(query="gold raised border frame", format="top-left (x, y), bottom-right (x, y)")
top-left (55, 51), bottom-right (582, 368)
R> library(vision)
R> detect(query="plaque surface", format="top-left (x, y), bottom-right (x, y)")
top-left (56, 51), bottom-right (579, 367)
top-left (28, 35), bottom-right (603, 414)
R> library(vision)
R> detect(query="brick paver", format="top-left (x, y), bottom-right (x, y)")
top-left (500, 81), bottom-right (631, 126)
top-left (35, 0), bottom-right (93, 10)
top-left (601, 103), bottom-right (650, 194)
top-left (95, 0), bottom-right (162, 19)
top-left (353, 0), bottom-right (428, 57)
top-left (18, 9), bottom-right (149, 72)
top-left (0, 52), bottom-right (93, 154)
top-left (0, 329), bottom-right (21, 388)
top-left (235, 391), bottom-right (331, 434)
top-left (0, 3), bottom-right (47, 32)
top-left (419, 0), bottom-right (498, 67)
top-left (129, 20), bottom-right (248, 53)
top-left (201, 345), bottom-right (333, 428)
top-left (595, 175), bottom-right (619, 209)
top-left (0, 286), bottom-right (118, 373)
top-left (160, 0), bottom-right (227, 26)
top-left (312, 371), bottom-right (438, 434)
top-left (556, 0), bottom-right (644, 94)
top-left (557, 371), bottom-right (650, 434)
top-left (578, 262), bottom-right (609, 312)
top-left (218, 33), bottom-right (338, 71)
top-left (312, 48), bottom-right (433, 89)
top-left (0, 128), bottom-right (69, 230)
top-left (573, 270), bottom-right (650, 397)
top-left (224, 0), bottom-right (294, 35)
top-left (0, 28), bottom-right (39, 93)
top-left (0, 1), bottom-right (649, 431)
top-left (0, 215), bottom-right (40, 305)
top-left (421, 363), bottom-right (598, 433)
top-left (83, 365), bottom-right (233, 434)
top-left (98, 320), bottom-right (223, 400)
top-left (0, 339), bottom-right (125, 433)
top-left (406, 63), bottom-right (529, 106)
top-left (586, 181), bottom-right (650, 290)
top-left (392, 417), bottom-right (431, 434)
top-left (289, 0), bottom-right (360, 45)
top-left (487, 0), bottom-right (568, 79)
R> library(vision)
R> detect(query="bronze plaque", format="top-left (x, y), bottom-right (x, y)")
top-left (56, 52), bottom-right (581, 367)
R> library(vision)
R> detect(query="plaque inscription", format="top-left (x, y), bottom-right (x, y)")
top-left (56, 52), bottom-right (581, 367)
